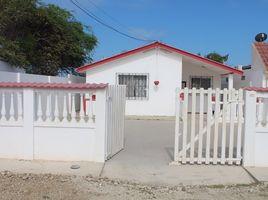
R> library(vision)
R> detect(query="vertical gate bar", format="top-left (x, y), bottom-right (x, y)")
top-left (236, 89), bottom-right (243, 165)
top-left (206, 88), bottom-right (212, 164)
top-left (190, 88), bottom-right (196, 164)
top-left (221, 89), bottom-right (228, 164)
top-left (182, 88), bottom-right (188, 164)
top-left (197, 88), bottom-right (204, 164)
top-left (213, 88), bottom-right (220, 164)
top-left (174, 88), bottom-right (181, 162)
top-left (228, 89), bottom-right (235, 165)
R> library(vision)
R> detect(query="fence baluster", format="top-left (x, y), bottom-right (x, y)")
top-left (213, 88), bottom-right (220, 164)
top-left (37, 92), bottom-right (42, 122)
top-left (68, 93), bottom-right (71, 116)
top-left (205, 88), bottom-right (212, 164)
top-left (182, 88), bottom-right (188, 164)
top-left (87, 93), bottom-right (93, 121)
top-left (221, 89), bottom-right (228, 164)
top-left (228, 89), bottom-right (235, 165)
top-left (62, 93), bottom-right (68, 122)
top-left (190, 88), bottom-right (196, 164)
top-left (197, 88), bottom-right (204, 164)
top-left (45, 93), bottom-right (51, 121)
top-left (71, 94), bottom-right (76, 122)
top-left (17, 91), bottom-right (23, 121)
top-left (0, 92), bottom-right (5, 120)
top-left (54, 93), bottom-right (60, 122)
top-left (236, 89), bottom-right (243, 165)
top-left (80, 93), bottom-right (84, 121)
top-left (9, 92), bottom-right (15, 121)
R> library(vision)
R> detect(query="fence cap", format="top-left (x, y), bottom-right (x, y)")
top-left (244, 87), bottom-right (268, 92)
top-left (0, 82), bottom-right (108, 89)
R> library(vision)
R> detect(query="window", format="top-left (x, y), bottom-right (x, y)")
top-left (117, 73), bottom-right (148, 100)
top-left (190, 76), bottom-right (212, 89)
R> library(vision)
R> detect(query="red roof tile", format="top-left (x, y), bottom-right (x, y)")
top-left (0, 82), bottom-right (108, 89)
top-left (254, 42), bottom-right (268, 70)
top-left (244, 87), bottom-right (268, 92)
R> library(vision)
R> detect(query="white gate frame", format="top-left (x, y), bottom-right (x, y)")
top-left (105, 85), bottom-right (126, 160)
top-left (174, 88), bottom-right (244, 165)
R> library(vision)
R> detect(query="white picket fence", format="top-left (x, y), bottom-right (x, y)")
top-left (0, 89), bottom-right (96, 125)
top-left (0, 83), bottom-right (126, 162)
top-left (174, 88), bottom-right (244, 165)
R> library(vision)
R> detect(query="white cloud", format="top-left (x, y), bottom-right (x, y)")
top-left (128, 27), bottom-right (166, 40)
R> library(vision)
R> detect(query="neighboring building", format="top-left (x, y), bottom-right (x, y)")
top-left (233, 42), bottom-right (268, 89)
top-left (0, 60), bottom-right (85, 83)
top-left (0, 60), bottom-right (25, 73)
top-left (77, 42), bottom-right (243, 116)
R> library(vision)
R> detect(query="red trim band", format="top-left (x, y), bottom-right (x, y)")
top-left (77, 42), bottom-right (243, 75)
top-left (0, 82), bottom-right (108, 89)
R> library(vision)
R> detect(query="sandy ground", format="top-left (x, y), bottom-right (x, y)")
top-left (0, 171), bottom-right (268, 200)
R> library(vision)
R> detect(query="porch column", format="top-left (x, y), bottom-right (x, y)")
top-left (228, 74), bottom-right (233, 89)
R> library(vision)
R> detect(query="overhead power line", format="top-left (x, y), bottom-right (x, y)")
top-left (70, 0), bottom-right (156, 42)
top-left (86, 0), bottom-right (153, 41)
top-left (86, 0), bottom-right (126, 28)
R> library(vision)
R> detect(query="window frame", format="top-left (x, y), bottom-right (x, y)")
top-left (116, 73), bottom-right (149, 100)
top-left (189, 76), bottom-right (213, 89)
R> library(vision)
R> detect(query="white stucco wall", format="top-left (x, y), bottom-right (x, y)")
top-left (233, 45), bottom-right (266, 89)
top-left (86, 49), bottom-right (182, 116)
top-left (249, 46), bottom-right (265, 87)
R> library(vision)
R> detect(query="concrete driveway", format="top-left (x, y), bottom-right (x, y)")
top-left (101, 119), bottom-right (253, 186)
top-left (0, 119), bottom-right (257, 186)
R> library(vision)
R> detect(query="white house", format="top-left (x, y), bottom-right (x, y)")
top-left (77, 42), bottom-right (243, 116)
top-left (232, 42), bottom-right (268, 89)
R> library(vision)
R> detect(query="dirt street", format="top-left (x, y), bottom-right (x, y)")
top-left (0, 171), bottom-right (267, 200)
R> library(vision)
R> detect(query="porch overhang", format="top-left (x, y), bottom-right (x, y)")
top-left (181, 55), bottom-right (242, 76)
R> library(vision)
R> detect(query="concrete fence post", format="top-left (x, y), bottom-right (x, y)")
top-left (22, 88), bottom-right (34, 160)
top-left (67, 74), bottom-right (72, 84)
top-left (16, 73), bottom-right (21, 83)
top-left (243, 90), bottom-right (256, 167)
top-left (94, 88), bottom-right (107, 162)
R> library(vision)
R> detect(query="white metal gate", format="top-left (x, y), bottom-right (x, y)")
top-left (106, 85), bottom-right (126, 160)
top-left (174, 88), bottom-right (244, 165)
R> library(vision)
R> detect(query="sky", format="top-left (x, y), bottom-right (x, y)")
top-left (44, 0), bottom-right (268, 67)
